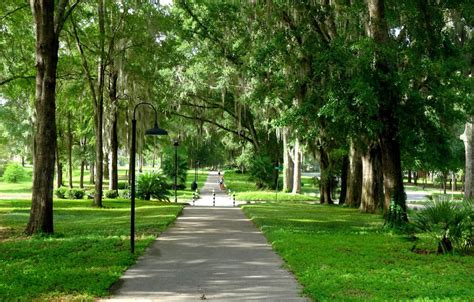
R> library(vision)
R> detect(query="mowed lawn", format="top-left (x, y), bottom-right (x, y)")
top-left (224, 170), bottom-right (319, 202)
top-left (242, 203), bottom-right (474, 301)
top-left (0, 199), bottom-right (183, 301)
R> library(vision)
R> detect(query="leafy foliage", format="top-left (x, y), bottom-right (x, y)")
top-left (161, 148), bottom-right (188, 187)
top-left (237, 148), bottom-right (274, 189)
top-left (385, 191), bottom-right (408, 229)
top-left (105, 190), bottom-right (119, 199)
top-left (412, 198), bottom-right (473, 254)
top-left (117, 182), bottom-right (128, 190)
top-left (54, 187), bottom-right (68, 199)
top-left (119, 189), bottom-right (130, 199)
top-left (2, 163), bottom-right (27, 183)
top-left (66, 188), bottom-right (85, 200)
top-left (136, 172), bottom-right (170, 201)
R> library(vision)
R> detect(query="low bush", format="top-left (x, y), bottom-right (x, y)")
top-left (412, 197), bottom-right (473, 254)
top-left (236, 148), bottom-right (274, 189)
top-left (54, 187), bottom-right (68, 199)
top-left (3, 163), bottom-right (27, 183)
top-left (105, 190), bottom-right (119, 199)
top-left (67, 188), bottom-right (85, 200)
top-left (137, 172), bottom-right (170, 201)
top-left (117, 181), bottom-right (128, 190)
top-left (119, 189), bottom-right (130, 199)
top-left (86, 190), bottom-right (95, 199)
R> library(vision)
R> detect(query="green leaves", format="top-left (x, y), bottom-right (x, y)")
top-left (412, 198), bottom-right (473, 254)
top-left (136, 172), bottom-right (170, 201)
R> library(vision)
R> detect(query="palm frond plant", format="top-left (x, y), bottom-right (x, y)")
top-left (136, 172), bottom-right (170, 202)
top-left (412, 196), bottom-right (473, 254)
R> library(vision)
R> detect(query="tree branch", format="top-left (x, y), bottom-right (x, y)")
top-left (171, 111), bottom-right (255, 145)
top-left (178, 0), bottom-right (242, 66)
top-left (70, 14), bottom-right (98, 108)
top-left (56, 0), bottom-right (81, 36)
top-left (0, 3), bottom-right (28, 22)
top-left (0, 75), bottom-right (35, 86)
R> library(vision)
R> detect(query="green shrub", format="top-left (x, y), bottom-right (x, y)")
top-left (119, 189), bottom-right (130, 199)
top-left (162, 148), bottom-right (188, 187)
top-left (412, 197), bottom-right (473, 254)
top-left (105, 190), bottom-right (119, 199)
top-left (3, 163), bottom-right (27, 183)
top-left (67, 188), bottom-right (85, 199)
top-left (86, 190), bottom-right (95, 199)
top-left (237, 148), bottom-right (274, 189)
top-left (54, 187), bottom-right (67, 199)
top-left (137, 172), bottom-right (170, 201)
top-left (117, 181), bottom-right (128, 190)
top-left (0, 164), bottom-right (5, 177)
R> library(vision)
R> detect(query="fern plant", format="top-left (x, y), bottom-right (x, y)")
top-left (412, 197), bottom-right (473, 254)
top-left (136, 172), bottom-right (170, 202)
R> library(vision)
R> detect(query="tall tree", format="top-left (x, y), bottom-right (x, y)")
top-left (26, 0), bottom-right (79, 234)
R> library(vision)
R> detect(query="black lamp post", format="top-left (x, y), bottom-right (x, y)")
top-left (130, 102), bottom-right (168, 254)
top-left (173, 140), bottom-right (179, 203)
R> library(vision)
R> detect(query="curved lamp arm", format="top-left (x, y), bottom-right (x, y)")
top-left (133, 102), bottom-right (158, 126)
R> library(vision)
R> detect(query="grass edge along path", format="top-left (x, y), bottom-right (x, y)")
top-left (242, 202), bottom-right (474, 302)
top-left (224, 170), bottom-right (319, 202)
top-left (0, 199), bottom-right (183, 301)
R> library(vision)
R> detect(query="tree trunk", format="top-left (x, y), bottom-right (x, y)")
top-left (90, 161), bottom-right (95, 184)
top-left (407, 170), bottom-right (412, 183)
top-left (346, 142), bottom-right (362, 207)
top-left (414, 171), bottom-right (418, 185)
top-left (80, 160), bottom-right (85, 189)
top-left (56, 146), bottom-right (62, 188)
top-left (292, 138), bottom-right (302, 194)
top-left (367, 0), bottom-right (407, 220)
top-left (67, 112), bottom-right (73, 188)
top-left (452, 172), bottom-right (457, 192)
top-left (139, 152), bottom-right (143, 173)
top-left (338, 155), bottom-right (349, 205)
top-left (380, 137), bottom-right (407, 217)
top-left (27, 0), bottom-right (61, 234)
top-left (442, 172), bottom-right (447, 194)
top-left (109, 61), bottom-right (119, 191)
top-left (94, 110), bottom-right (104, 207)
top-left (283, 129), bottom-right (294, 192)
top-left (319, 146), bottom-right (333, 204)
top-left (103, 155), bottom-right (109, 180)
top-left (462, 119), bottom-right (473, 199)
top-left (93, 0), bottom-right (106, 207)
top-left (21, 156), bottom-right (25, 167)
top-left (360, 145), bottom-right (384, 213)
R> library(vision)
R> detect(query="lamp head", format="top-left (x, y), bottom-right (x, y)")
top-left (145, 122), bottom-right (168, 136)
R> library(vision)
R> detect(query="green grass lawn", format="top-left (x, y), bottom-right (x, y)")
top-left (0, 198), bottom-right (183, 301)
top-left (0, 180), bottom-right (32, 194)
top-left (0, 168), bottom-right (209, 203)
top-left (242, 203), bottom-right (474, 301)
top-left (224, 170), bottom-right (319, 202)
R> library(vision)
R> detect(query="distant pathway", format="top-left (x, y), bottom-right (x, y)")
top-left (192, 171), bottom-right (240, 207)
top-left (108, 172), bottom-right (306, 301)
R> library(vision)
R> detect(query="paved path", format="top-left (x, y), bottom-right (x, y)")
top-left (192, 171), bottom-right (242, 207)
top-left (108, 172), bottom-right (306, 301)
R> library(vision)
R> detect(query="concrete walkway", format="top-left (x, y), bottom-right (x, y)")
top-left (192, 171), bottom-right (242, 207)
top-left (108, 172), bottom-right (306, 301)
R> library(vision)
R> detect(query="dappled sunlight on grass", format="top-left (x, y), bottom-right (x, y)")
top-left (242, 203), bottom-right (473, 301)
top-left (0, 198), bottom-right (183, 300)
